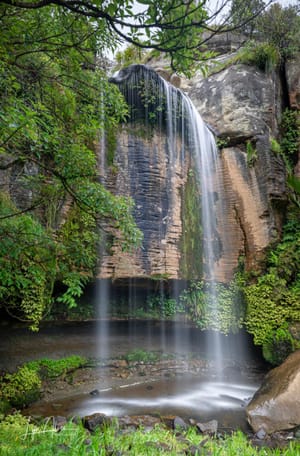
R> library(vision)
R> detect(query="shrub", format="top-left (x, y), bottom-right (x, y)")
top-left (280, 109), bottom-right (299, 164)
top-left (26, 355), bottom-right (86, 379)
top-left (262, 325), bottom-right (295, 365)
top-left (238, 42), bottom-right (279, 72)
top-left (246, 140), bottom-right (257, 167)
top-left (0, 366), bottom-right (41, 408)
top-left (244, 216), bottom-right (300, 363)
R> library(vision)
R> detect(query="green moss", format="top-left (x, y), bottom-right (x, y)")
top-left (124, 349), bottom-right (160, 364)
top-left (244, 214), bottom-right (300, 363)
top-left (262, 325), bottom-right (295, 365)
top-left (0, 356), bottom-right (87, 410)
top-left (246, 140), bottom-right (257, 167)
top-left (25, 355), bottom-right (86, 379)
top-left (180, 170), bottom-right (203, 279)
top-left (105, 123), bottom-right (118, 167)
top-left (0, 366), bottom-right (41, 408)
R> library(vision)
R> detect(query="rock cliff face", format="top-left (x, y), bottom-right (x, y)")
top-left (100, 127), bottom-right (189, 279)
top-left (2, 50), bottom-right (295, 284)
top-left (188, 64), bottom-right (288, 277)
top-left (98, 61), bottom-right (288, 282)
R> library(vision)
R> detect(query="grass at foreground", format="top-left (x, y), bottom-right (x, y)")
top-left (0, 415), bottom-right (300, 456)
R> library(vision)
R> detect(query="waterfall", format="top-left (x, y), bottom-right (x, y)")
top-left (109, 64), bottom-right (224, 374)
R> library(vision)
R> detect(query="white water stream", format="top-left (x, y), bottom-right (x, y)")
top-left (92, 65), bottom-right (252, 422)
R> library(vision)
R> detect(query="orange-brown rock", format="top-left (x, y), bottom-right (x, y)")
top-left (246, 350), bottom-right (300, 434)
top-left (99, 64), bottom-right (287, 281)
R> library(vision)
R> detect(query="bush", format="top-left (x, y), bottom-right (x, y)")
top-left (244, 216), bottom-right (300, 363)
top-left (0, 366), bottom-right (41, 408)
top-left (262, 325), bottom-right (295, 365)
top-left (26, 355), bottom-right (86, 379)
top-left (238, 42), bottom-right (279, 72)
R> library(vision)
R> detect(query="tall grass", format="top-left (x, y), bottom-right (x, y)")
top-left (0, 414), bottom-right (299, 456)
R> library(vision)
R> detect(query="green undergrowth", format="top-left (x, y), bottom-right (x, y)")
top-left (0, 414), bottom-right (299, 456)
top-left (25, 355), bottom-right (86, 379)
top-left (123, 349), bottom-right (161, 364)
top-left (179, 277), bottom-right (245, 334)
top-left (0, 356), bottom-right (86, 411)
top-left (244, 213), bottom-right (300, 365)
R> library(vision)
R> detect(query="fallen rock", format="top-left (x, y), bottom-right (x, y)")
top-left (246, 349), bottom-right (300, 434)
top-left (52, 415), bottom-right (67, 431)
top-left (118, 414), bottom-right (162, 430)
top-left (83, 413), bottom-right (110, 432)
top-left (255, 428), bottom-right (267, 440)
top-left (89, 389), bottom-right (100, 396)
top-left (173, 416), bottom-right (188, 431)
top-left (197, 419), bottom-right (218, 434)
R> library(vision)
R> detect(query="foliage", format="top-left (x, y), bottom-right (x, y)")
top-left (230, 0), bottom-right (266, 36)
top-left (262, 324), bottom-right (296, 365)
top-left (145, 293), bottom-right (185, 319)
top-left (124, 349), bottom-right (159, 365)
top-left (0, 366), bottom-right (41, 408)
top-left (280, 109), bottom-right (299, 163)
top-left (0, 355), bottom-right (86, 410)
top-left (180, 276), bottom-right (245, 334)
top-left (0, 194), bottom-right (56, 330)
top-left (0, 0), bottom-right (214, 77)
top-left (237, 41), bottom-right (280, 72)
top-left (0, 417), bottom-right (300, 455)
top-left (256, 3), bottom-right (300, 60)
top-left (0, 7), bottom-right (143, 328)
top-left (115, 45), bottom-right (147, 69)
top-left (244, 216), bottom-right (300, 362)
top-left (0, 412), bottom-right (35, 432)
top-left (246, 140), bottom-right (258, 167)
top-left (216, 136), bottom-right (231, 149)
top-left (25, 355), bottom-right (86, 379)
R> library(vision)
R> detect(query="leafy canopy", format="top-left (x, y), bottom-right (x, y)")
top-left (0, 0), bottom-right (273, 75)
top-left (0, 5), bottom-right (142, 328)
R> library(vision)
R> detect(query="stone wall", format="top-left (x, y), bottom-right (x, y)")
top-left (98, 61), bottom-right (288, 282)
top-left (99, 126), bottom-right (190, 279)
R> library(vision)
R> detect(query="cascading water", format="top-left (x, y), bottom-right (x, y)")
top-left (176, 90), bottom-right (224, 376)
top-left (109, 64), bottom-right (224, 373)
top-left (19, 64), bottom-right (266, 426)
top-left (77, 64), bottom-right (261, 423)
top-left (97, 91), bottom-right (111, 363)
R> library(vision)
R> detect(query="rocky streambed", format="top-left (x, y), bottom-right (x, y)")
top-left (2, 320), bottom-right (300, 450)
top-left (22, 356), bottom-right (300, 452)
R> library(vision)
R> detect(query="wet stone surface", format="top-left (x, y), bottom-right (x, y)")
top-left (24, 354), bottom-right (264, 434)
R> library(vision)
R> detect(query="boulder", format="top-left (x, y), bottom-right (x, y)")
top-left (246, 350), bottom-right (300, 434)
top-left (188, 64), bottom-right (279, 141)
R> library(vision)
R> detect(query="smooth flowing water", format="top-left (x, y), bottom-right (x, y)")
top-left (108, 65), bottom-right (226, 373)
top-left (1, 321), bottom-right (266, 429)
top-left (38, 65), bottom-right (256, 424)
